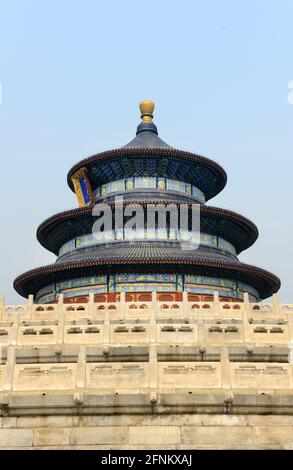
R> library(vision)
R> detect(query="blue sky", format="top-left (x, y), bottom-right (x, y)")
top-left (0, 0), bottom-right (292, 303)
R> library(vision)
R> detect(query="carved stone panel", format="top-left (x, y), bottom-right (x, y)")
top-left (110, 325), bottom-right (149, 344)
top-left (158, 362), bottom-right (221, 388)
top-left (157, 324), bottom-right (197, 343)
top-left (64, 326), bottom-right (103, 345)
top-left (231, 362), bottom-right (292, 389)
top-left (248, 325), bottom-right (289, 344)
top-left (18, 327), bottom-right (57, 346)
top-left (13, 364), bottom-right (77, 391)
top-left (204, 324), bottom-right (243, 344)
top-left (86, 363), bottom-right (149, 389)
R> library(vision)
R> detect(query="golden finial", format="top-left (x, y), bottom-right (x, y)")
top-left (139, 99), bottom-right (155, 123)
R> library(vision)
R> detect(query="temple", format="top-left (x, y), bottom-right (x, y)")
top-left (2, 102), bottom-right (291, 451)
top-left (14, 100), bottom-right (280, 304)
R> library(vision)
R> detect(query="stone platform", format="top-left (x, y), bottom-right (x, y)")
top-left (1, 292), bottom-right (293, 449)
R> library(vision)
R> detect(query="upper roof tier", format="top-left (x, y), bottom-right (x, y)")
top-left (67, 100), bottom-right (227, 201)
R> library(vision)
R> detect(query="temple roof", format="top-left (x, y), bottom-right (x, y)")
top-left (67, 100), bottom-right (227, 201)
top-left (36, 203), bottom-right (258, 256)
top-left (56, 242), bottom-right (237, 265)
top-left (67, 147), bottom-right (227, 201)
top-left (13, 257), bottom-right (281, 300)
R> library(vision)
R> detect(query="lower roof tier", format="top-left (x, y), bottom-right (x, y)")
top-left (14, 254), bottom-right (280, 300)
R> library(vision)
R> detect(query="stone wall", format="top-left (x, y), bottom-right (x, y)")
top-left (1, 292), bottom-right (293, 449)
top-left (2, 414), bottom-right (293, 449)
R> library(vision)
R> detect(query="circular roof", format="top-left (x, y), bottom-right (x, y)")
top-left (67, 101), bottom-right (226, 201)
top-left (14, 256), bottom-right (280, 301)
top-left (37, 202), bottom-right (258, 256)
top-left (67, 147), bottom-right (227, 202)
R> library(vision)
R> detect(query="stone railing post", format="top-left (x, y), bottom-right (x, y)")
top-left (89, 292), bottom-right (95, 319)
top-left (27, 295), bottom-right (34, 319)
top-left (221, 346), bottom-right (231, 390)
top-left (242, 292), bottom-right (251, 344)
top-left (76, 346), bottom-right (86, 389)
top-left (56, 294), bottom-right (65, 346)
top-left (120, 291), bottom-right (126, 319)
top-left (182, 291), bottom-right (188, 317)
top-left (151, 291), bottom-right (157, 321)
top-left (149, 344), bottom-right (158, 403)
top-left (272, 293), bottom-right (280, 317)
top-left (11, 312), bottom-right (20, 346)
top-left (213, 291), bottom-right (220, 318)
top-left (197, 305), bottom-right (205, 343)
top-left (103, 308), bottom-right (110, 345)
top-left (3, 345), bottom-right (16, 391)
top-left (150, 292), bottom-right (158, 349)
top-left (150, 293), bottom-right (157, 344)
